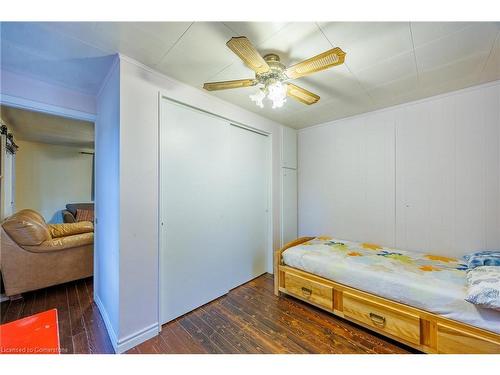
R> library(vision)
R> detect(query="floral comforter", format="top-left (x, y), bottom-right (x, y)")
top-left (282, 236), bottom-right (500, 333)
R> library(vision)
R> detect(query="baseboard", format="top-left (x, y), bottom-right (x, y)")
top-left (94, 293), bottom-right (159, 353)
top-left (0, 294), bottom-right (9, 303)
top-left (94, 294), bottom-right (118, 353)
top-left (116, 323), bottom-right (159, 353)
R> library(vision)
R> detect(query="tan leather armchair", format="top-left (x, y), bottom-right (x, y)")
top-left (0, 209), bottom-right (94, 297)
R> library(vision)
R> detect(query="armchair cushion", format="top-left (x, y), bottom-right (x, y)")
top-left (23, 232), bottom-right (94, 253)
top-left (2, 210), bottom-right (51, 246)
top-left (48, 222), bottom-right (94, 238)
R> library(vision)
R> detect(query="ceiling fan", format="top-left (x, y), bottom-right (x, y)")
top-left (203, 36), bottom-right (346, 109)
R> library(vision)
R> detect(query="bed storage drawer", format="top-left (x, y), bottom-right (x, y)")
top-left (284, 272), bottom-right (333, 310)
top-left (437, 324), bottom-right (500, 354)
top-left (342, 292), bottom-right (421, 345)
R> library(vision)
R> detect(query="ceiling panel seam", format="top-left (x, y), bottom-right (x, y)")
top-left (153, 22), bottom-right (194, 68)
top-left (42, 22), bottom-right (111, 56)
top-left (408, 22), bottom-right (420, 84)
top-left (478, 30), bottom-right (500, 77)
top-left (204, 22), bottom-right (290, 83)
top-left (315, 22), bottom-right (376, 106)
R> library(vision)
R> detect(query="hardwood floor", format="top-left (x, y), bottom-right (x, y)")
top-left (130, 274), bottom-right (415, 354)
top-left (1, 274), bottom-right (416, 354)
top-left (0, 277), bottom-right (114, 354)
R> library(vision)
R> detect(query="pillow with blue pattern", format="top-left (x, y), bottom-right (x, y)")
top-left (463, 250), bottom-right (500, 269)
top-left (465, 266), bottom-right (500, 310)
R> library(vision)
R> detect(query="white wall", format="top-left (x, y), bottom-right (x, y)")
top-left (0, 69), bottom-right (96, 121)
top-left (15, 140), bottom-right (93, 223)
top-left (94, 57), bottom-right (120, 351)
top-left (299, 81), bottom-right (500, 258)
top-left (115, 55), bottom-right (287, 352)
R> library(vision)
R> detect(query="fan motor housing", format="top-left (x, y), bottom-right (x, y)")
top-left (257, 54), bottom-right (287, 84)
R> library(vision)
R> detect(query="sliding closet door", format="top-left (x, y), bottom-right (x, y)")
top-left (160, 100), bottom-right (232, 323)
top-left (159, 98), bottom-right (269, 324)
top-left (224, 124), bottom-right (269, 287)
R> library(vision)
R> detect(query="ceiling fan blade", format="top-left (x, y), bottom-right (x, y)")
top-left (226, 37), bottom-right (271, 74)
top-left (285, 47), bottom-right (346, 79)
top-left (287, 83), bottom-right (320, 105)
top-left (203, 79), bottom-right (257, 91)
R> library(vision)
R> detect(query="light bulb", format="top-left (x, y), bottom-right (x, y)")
top-left (267, 82), bottom-right (287, 109)
top-left (249, 89), bottom-right (265, 108)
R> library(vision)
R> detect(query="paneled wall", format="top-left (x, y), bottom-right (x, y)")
top-left (298, 81), bottom-right (500, 257)
top-left (282, 126), bottom-right (298, 245)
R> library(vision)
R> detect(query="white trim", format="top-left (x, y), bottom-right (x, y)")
top-left (94, 294), bottom-right (118, 354)
top-left (159, 92), bottom-right (271, 136)
top-left (96, 296), bottom-right (160, 354)
top-left (0, 94), bottom-right (96, 122)
top-left (96, 295), bottom-right (159, 354)
top-left (299, 79), bottom-right (500, 133)
top-left (116, 323), bottom-right (159, 354)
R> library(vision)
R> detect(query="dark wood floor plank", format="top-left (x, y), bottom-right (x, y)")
top-left (178, 315), bottom-right (224, 353)
top-left (125, 346), bottom-right (141, 354)
top-left (166, 319), bottom-right (209, 353)
top-left (1, 299), bottom-right (24, 324)
top-left (249, 275), bottom-right (411, 353)
top-left (230, 286), bottom-right (352, 353)
top-left (234, 280), bottom-right (377, 353)
top-left (189, 308), bottom-right (241, 353)
top-left (30, 288), bottom-right (48, 316)
top-left (207, 302), bottom-right (282, 353)
top-left (1, 274), bottom-right (413, 354)
top-left (215, 298), bottom-right (304, 353)
top-left (198, 305), bottom-right (263, 354)
top-left (135, 337), bottom-right (161, 354)
top-left (159, 323), bottom-right (196, 354)
top-left (47, 284), bottom-right (73, 354)
top-left (224, 293), bottom-right (320, 353)
top-left (81, 279), bottom-right (114, 353)
top-left (66, 283), bottom-right (90, 354)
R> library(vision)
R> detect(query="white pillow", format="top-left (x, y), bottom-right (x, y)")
top-left (465, 266), bottom-right (500, 310)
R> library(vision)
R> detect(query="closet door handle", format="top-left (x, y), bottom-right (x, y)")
top-left (301, 287), bottom-right (312, 297)
top-left (369, 312), bottom-right (386, 327)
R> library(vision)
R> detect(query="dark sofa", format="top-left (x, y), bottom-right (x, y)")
top-left (62, 203), bottom-right (94, 223)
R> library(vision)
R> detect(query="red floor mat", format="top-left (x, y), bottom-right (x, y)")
top-left (0, 308), bottom-right (60, 354)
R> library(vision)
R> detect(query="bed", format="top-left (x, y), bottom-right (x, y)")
top-left (275, 236), bottom-right (500, 354)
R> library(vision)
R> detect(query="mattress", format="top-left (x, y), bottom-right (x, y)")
top-left (282, 236), bottom-right (500, 334)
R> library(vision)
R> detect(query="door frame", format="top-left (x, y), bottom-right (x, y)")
top-left (157, 92), bottom-right (274, 328)
top-left (0, 96), bottom-right (97, 300)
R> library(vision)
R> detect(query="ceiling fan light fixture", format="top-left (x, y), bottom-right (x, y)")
top-left (249, 88), bottom-right (266, 108)
top-left (267, 81), bottom-right (287, 109)
top-left (203, 36), bottom-right (346, 109)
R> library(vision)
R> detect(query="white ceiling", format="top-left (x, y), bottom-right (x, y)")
top-left (1, 22), bottom-right (499, 128)
top-left (1, 105), bottom-right (94, 148)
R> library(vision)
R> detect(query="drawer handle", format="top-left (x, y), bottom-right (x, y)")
top-left (301, 287), bottom-right (312, 297)
top-left (369, 312), bottom-right (386, 327)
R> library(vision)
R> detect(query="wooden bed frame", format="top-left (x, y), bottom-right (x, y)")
top-left (274, 237), bottom-right (500, 354)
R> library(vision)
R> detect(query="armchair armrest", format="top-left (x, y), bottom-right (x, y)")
top-left (48, 222), bottom-right (94, 238)
top-left (23, 232), bottom-right (94, 253)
